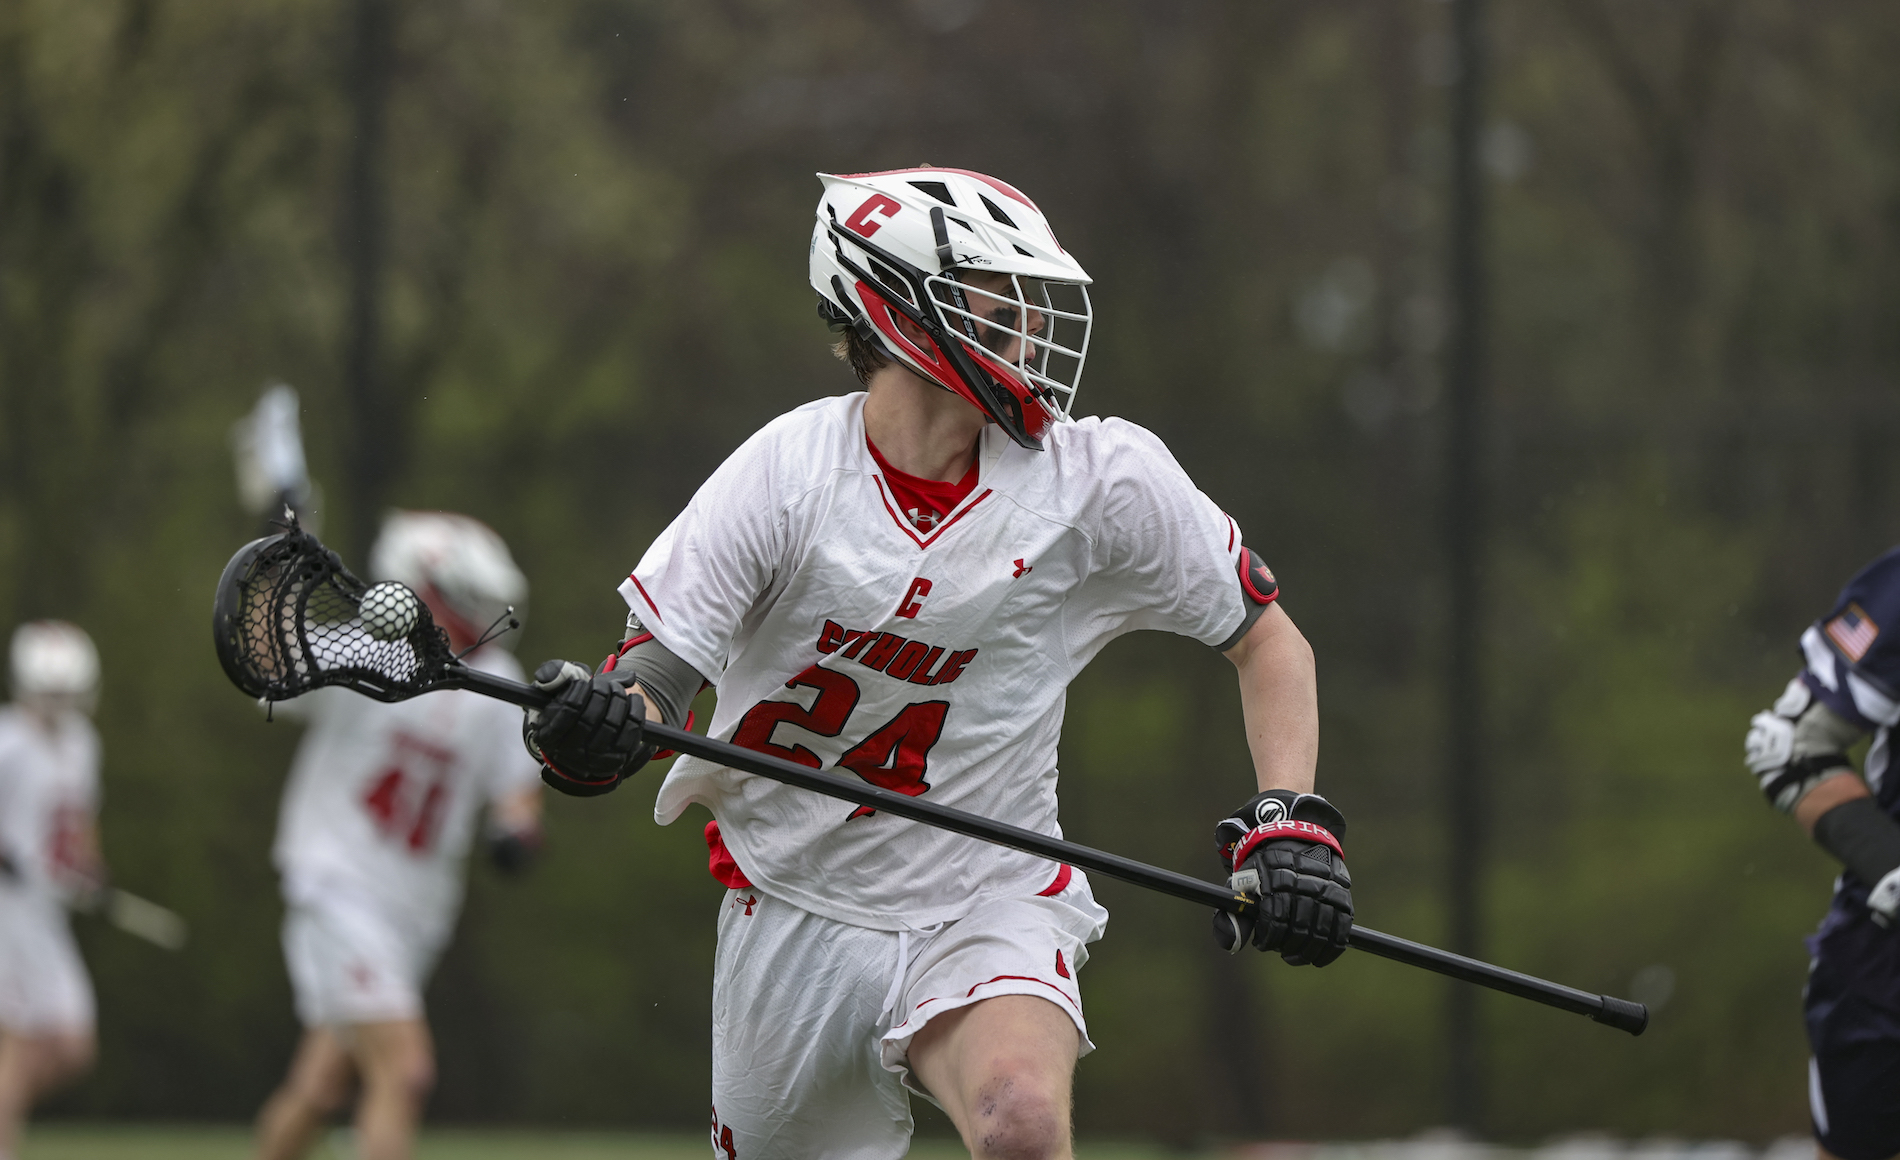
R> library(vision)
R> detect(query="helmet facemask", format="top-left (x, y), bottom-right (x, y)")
top-left (823, 204), bottom-right (1093, 450)
top-left (926, 269), bottom-right (1090, 432)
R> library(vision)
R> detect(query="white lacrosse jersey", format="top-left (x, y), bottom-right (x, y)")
top-left (628, 393), bottom-right (1252, 930)
top-left (272, 648), bottom-right (540, 932)
top-left (0, 706), bottom-right (100, 908)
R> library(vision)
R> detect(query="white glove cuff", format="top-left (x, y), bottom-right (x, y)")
top-left (1869, 866), bottom-right (1900, 927)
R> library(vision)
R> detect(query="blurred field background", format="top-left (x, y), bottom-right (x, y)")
top-left (4, 0), bottom-right (1900, 1149)
top-left (0, 1131), bottom-right (1828, 1160)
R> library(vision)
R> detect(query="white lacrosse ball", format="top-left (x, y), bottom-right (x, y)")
top-left (359, 582), bottom-right (422, 641)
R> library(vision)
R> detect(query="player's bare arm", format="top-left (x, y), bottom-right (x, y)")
top-left (1796, 773), bottom-right (1874, 838)
top-left (1207, 572), bottom-right (1352, 966)
top-left (1223, 602), bottom-right (1319, 795)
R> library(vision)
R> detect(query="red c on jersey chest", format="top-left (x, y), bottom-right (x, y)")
top-left (895, 577), bottom-right (932, 619)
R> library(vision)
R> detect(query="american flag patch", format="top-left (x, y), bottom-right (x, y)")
top-left (1825, 603), bottom-right (1879, 662)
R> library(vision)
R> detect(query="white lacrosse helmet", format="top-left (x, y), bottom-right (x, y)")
top-left (809, 167), bottom-right (1093, 450)
top-left (10, 621), bottom-right (100, 706)
top-left (369, 511), bottom-right (527, 645)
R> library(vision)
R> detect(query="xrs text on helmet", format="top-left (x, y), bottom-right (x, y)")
top-left (810, 168), bottom-right (1093, 450)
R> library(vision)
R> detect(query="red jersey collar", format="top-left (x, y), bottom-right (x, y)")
top-left (866, 437), bottom-right (980, 515)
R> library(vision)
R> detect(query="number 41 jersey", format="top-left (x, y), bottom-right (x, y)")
top-left (271, 647), bottom-right (541, 932)
top-left (629, 393), bottom-right (1261, 930)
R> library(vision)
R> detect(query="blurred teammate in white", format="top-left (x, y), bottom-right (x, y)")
top-left (0, 622), bottom-right (105, 1160)
top-left (525, 167), bottom-right (1353, 1159)
top-left (253, 512), bottom-right (543, 1160)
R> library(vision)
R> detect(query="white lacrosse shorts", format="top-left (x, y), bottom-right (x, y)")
top-left (0, 893), bottom-right (94, 1034)
top-left (282, 889), bottom-right (447, 1028)
top-left (708, 872), bottom-right (1106, 1160)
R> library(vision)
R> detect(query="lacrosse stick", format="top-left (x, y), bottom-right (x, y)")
top-left (0, 853), bottom-right (188, 952)
top-left (232, 384), bottom-right (318, 531)
top-left (77, 889), bottom-right (189, 951)
top-left (212, 518), bottom-right (1647, 1036)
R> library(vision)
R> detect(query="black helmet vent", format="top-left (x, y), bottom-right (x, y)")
top-left (909, 181), bottom-right (956, 206)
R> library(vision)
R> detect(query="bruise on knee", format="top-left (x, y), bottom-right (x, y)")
top-left (971, 1076), bottom-right (1067, 1160)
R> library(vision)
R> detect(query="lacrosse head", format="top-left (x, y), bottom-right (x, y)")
top-left (212, 516), bottom-right (459, 704)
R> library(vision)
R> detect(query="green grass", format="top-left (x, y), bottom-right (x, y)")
top-left (19, 1124), bottom-right (1210, 1159)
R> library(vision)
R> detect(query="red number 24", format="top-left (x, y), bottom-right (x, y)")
top-left (730, 664), bottom-right (949, 818)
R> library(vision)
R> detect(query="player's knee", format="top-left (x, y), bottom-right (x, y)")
top-left (407, 1056), bottom-right (436, 1103)
top-left (968, 1076), bottom-right (1068, 1160)
top-left (35, 1032), bottom-right (95, 1087)
top-left (378, 1051), bottom-right (434, 1107)
top-left (57, 1032), bottom-right (95, 1078)
top-left (286, 1064), bottom-right (350, 1116)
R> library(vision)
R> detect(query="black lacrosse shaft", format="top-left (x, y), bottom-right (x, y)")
top-left (449, 667), bottom-right (1647, 1036)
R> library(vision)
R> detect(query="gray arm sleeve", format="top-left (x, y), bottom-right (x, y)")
top-left (1215, 594), bottom-right (1271, 653)
top-left (609, 636), bottom-right (706, 730)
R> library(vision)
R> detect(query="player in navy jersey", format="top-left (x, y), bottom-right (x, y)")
top-left (1746, 548), bottom-right (1900, 1160)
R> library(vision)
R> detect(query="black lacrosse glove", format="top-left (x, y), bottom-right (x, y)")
top-left (1212, 789), bottom-right (1353, 966)
top-left (522, 660), bottom-right (653, 797)
top-left (487, 828), bottom-right (543, 875)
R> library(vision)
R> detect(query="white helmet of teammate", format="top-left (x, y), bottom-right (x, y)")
top-left (369, 511), bottom-right (527, 646)
top-left (810, 167), bottom-right (1093, 451)
top-left (9, 621), bottom-right (100, 712)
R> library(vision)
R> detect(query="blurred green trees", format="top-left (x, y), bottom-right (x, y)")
top-left (3, 0), bottom-right (1899, 1144)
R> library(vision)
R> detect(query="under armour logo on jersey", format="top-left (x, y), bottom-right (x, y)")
top-left (906, 507), bottom-right (941, 533)
top-left (736, 894), bottom-right (759, 917)
top-left (1012, 559), bottom-right (1033, 578)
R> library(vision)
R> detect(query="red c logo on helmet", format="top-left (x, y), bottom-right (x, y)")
top-left (844, 193), bottom-right (902, 238)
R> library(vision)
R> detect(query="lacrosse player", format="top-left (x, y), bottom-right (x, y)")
top-left (523, 167), bottom-right (1351, 1160)
top-left (253, 512), bottom-right (542, 1160)
top-left (1748, 547), bottom-right (1900, 1160)
top-left (0, 622), bottom-right (104, 1160)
